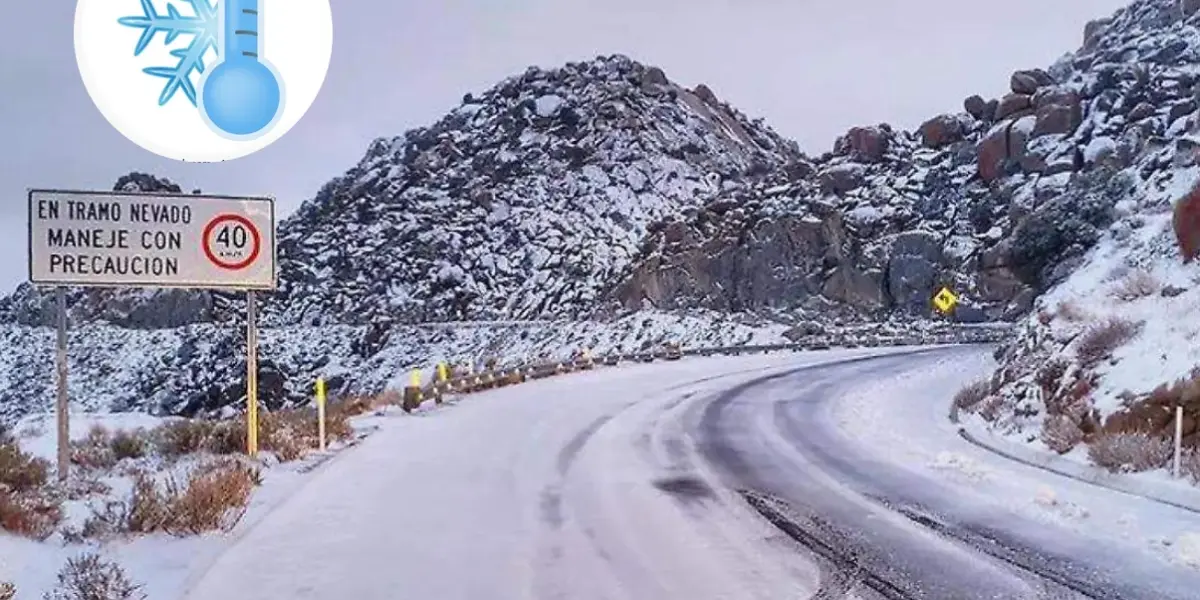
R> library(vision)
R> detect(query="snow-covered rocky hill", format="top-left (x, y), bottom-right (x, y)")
top-left (949, 0), bottom-right (1200, 475)
top-left (8, 0), bottom-right (1194, 425)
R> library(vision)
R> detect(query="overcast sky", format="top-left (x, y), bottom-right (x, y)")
top-left (1, 0), bottom-right (1128, 292)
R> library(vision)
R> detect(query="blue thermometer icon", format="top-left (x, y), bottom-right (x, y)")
top-left (200, 0), bottom-right (282, 137)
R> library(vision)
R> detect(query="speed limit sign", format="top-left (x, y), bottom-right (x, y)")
top-left (203, 213), bottom-right (262, 270)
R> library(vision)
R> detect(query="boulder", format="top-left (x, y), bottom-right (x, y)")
top-left (1127, 102), bottom-right (1156, 121)
top-left (885, 231), bottom-right (944, 311)
top-left (964, 95), bottom-right (990, 121)
top-left (1031, 88), bottom-right (1082, 136)
top-left (1169, 99), bottom-right (1196, 122)
top-left (995, 93), bottom-right (1033, 120)
top-left (977, 117), bottom-right (1034, 183)
top-left (819, 163), bottom-right (867, 195)
top-left (834, 126), bottom-right (891, 163)
top-left (822, 266), bottom-right (886, 309)
top-left (919, 114), bottom-right (965, 148)
top-left (640, 66), bottom-right (669, 92)
top-left (1010, 69), bottom-right (1054, 95)
top-left (693, 84), bottom-right (719, 105)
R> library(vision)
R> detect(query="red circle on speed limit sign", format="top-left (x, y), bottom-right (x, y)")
top-left (202, 214), bottom-right (261, 270)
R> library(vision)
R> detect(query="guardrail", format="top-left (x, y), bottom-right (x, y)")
top-left (398, 325), bottom-right (1011, 412)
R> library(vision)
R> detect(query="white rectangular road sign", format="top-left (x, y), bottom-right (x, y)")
top-left (28, 189), bottom-right (276, 290)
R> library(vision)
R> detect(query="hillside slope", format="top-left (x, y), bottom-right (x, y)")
top-left (5, 0), bottom-right (1177, 424)
top-left (951, 0), bottom-right (1200, 479)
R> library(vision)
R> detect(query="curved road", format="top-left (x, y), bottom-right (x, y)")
top-left (696, 348), bottom-right (1198, 599)
top-left (182, 347), bottom-right (1200, 600)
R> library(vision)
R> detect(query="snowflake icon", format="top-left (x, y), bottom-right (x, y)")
top-left (118, 0), bottom-right (219, 107)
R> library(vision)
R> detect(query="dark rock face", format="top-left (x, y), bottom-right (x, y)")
top-left (612, 0), bottom-right (1200, 323)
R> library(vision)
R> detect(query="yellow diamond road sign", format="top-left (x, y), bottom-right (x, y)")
top-left (933, 287), bottom-right (958, 314)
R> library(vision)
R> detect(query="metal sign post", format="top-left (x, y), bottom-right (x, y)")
top-left (27, 189), bottom-right (277, 467)
top-left (54, 286), bottom-right (69, 482)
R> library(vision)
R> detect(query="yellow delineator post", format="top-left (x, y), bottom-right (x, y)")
top-left (435, 362), bottom-right (449, 400)
top-left (403, 369), bottom-right (422, 413)
top-left (246, 290), bottom-right (260, 458)
top-left (315, 377), bottom-right (327, 451)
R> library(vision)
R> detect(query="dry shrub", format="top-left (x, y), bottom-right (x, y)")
top-left (1111, 269), bottom-right (1161, 301)
top-left (0, 441), bottom-right (50, 492)
top-left (124, 471), bottom-right (168, 534)
top-left (163, 459), bottom-right (258, 535)
top-left (1056, 300), bottom-right (1089, 322)
top-left (0, 487), bottom-right (62, 540)
top-left (257, 400), bottom-right (366, 462)
top-left (44, 553), bottom-right (144, 600)
top-left (65, 475), bottom-right (111, 502)
top-left (1042, 415), bottom-right (1083, 454)
top-left (1087, 432), bottom-right (1172, 473)
top-left (71, 500), bottom-right (130, 543)
top-left (1075, 317), bottom-right (1141, 366)
top-left (1036, 310), bottom-right (1053, 325)
top-left (375, 389), bottom-right (402, 407)
top-left (153, 420), bottom-right (217, 458)
top-left (1144, 367), bottom-right (1200, 410)
top-left (953, 379), bottom-right (991, 412)
top-left (109, 430), bottom-right (148, 462)
top-left (0, 581), bottom-right (13, 600)
top-left (1046, 377), bottom-right (1093, 417)
top-left (71, 426), bottom-right (117, 471)
top-left (203, 419), bottom-right (247, 456)
top-left (94, 459), bottom-right (260, 538)
top-left (977, 396), bottom-right (1007, 422)
top-left (259, 411), bottom-right (308, 462)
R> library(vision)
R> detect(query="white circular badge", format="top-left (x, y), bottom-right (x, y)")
top-left (74, 0), bottom-right (333, 162)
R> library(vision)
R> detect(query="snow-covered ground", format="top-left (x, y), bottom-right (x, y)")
top-left (826, 347), bottom-right (1200, 576)
top-left (10, 345), bottom-right (1198, 598)
top-left (970, 163), bottom-right (1200, 478)
top-left (1, 409), bottom-right (391, 598)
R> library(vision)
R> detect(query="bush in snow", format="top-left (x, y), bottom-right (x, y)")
top-left (43, 553), bottom-right (144, 600)
top-left (77, 458), bottom-right (261, 540)
top-left (153, 420), bottom-right (221, 459)
top-left (162, 459), bottom-right (259, 535)
top-left (954, 379), bottom-right (991, 411)
top-left (0, 581), bottom-right (13, 600)
top-left (0, 486), bottom-right (64, 540)
top-left (1110, 268), bottom-right (1161, 301)
top-left (1055, 300), bottom-right (1090, 323)
top-left (109, 430), bottom-right (149, 462)
top-left (71, 427), bottom-right (119, 472)
top-left (0, 438), bottom-right (62, 539)
top-left (70, 426), bottom-right (152, 474)
top-left (0, 439), bottom-right (50, 492)
top-left (1075, 317), bottom-right (1141, 367)
top-left (1041, 415), bottom-right (1084, 454)
top-left (1087, 432), bottom-right (1172, 473)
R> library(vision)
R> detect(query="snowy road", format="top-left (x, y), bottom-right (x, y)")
top-left (182, 347), bottom-right (1200, 600)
